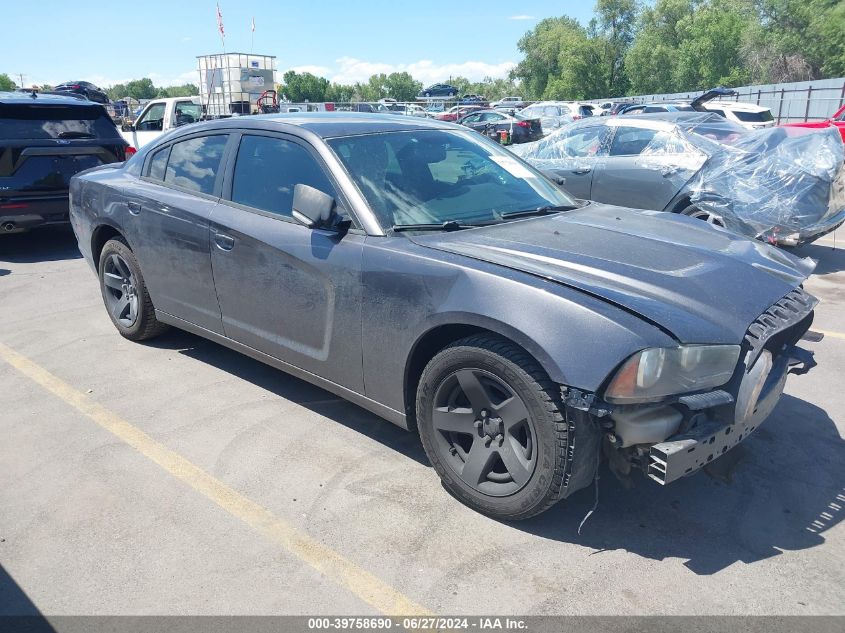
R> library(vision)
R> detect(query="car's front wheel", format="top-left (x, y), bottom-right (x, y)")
top-left (98, 237), bottom-right (168, 341)
top-left (417, 335), bottom-right (572, 520)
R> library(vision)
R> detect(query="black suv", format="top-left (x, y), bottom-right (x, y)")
top-left (53, 81), bottom-right (110, 104)
top-left (0, 92), bottom-right (129, 234)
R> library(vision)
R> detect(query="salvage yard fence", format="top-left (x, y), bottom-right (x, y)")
top-left (608, 77), bottom-right (845, 123)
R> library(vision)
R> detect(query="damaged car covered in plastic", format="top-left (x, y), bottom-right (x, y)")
top-left (70, 113), bottom-right (820, 520)
top-left (511, 112), bottom-right (845, 246)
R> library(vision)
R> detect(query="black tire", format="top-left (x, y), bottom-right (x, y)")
top-left (98, 237), bottom-right (168, 341)
top-left (416, 334), bottom-right (571, 520)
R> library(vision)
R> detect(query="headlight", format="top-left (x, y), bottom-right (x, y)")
top-left (605, 345), bottom-right (741, 404)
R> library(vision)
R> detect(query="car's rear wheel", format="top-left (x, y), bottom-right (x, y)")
top-left (98, 238), bottom-right (168, 341)
top-left (417, 334), bottom-right (571, 520)
top-left (680, 203), bottom-right (726, 228)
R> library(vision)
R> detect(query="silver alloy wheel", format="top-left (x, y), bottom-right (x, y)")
top-left (684, 206), bottom-right (726, 227)
top-left (102, 253), bottom-right (139, 327)
top-left (431, 368), bottom-right (538, 497)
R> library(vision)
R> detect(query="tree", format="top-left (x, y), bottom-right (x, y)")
top-left (279, 70), bottom-right (330, 102)
top-left (0, 73), bottom-right (16, 91)
top-left (157, 83), bottom-right (199, 98)
top-left (591, 0), bottom-right (639, 96)
top-left (124, 78), bottom-right (157, 100)
top-left (383, 72), bottom-right (422, 101)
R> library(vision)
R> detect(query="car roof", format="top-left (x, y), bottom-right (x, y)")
top-left (0, 91), bottom-right (105, 107)
top-left (169, 112), bottom-right (459, 139)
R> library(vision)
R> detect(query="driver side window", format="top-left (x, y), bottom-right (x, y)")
top-left (136, 103), bottom-right (166, 131)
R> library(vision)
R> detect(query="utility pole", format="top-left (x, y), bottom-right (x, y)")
top-left (18, 73), bottom-right (25, 88)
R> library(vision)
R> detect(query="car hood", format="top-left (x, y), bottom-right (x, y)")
top-left (409, 204), bottom-right (816, 343)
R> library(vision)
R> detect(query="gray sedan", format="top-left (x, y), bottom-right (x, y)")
top-left (511, 112), bottom-right (845, 246)
top-left (70, 114), bottom-right (818, 520)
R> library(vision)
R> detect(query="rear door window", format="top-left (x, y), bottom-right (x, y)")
top-left (0, 104), bottom-right (120, 140)
top-left (163, 135), bottom-right (228, 195)
top-left (609, 127), bottom-right (686, 156)
top-left (559, 126), bottom-right (611, 157)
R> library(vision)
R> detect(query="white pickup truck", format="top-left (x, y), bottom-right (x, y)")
top-left (121, 97), bottom-right (203, 150)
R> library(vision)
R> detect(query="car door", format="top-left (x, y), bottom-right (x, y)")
top-left (121, 133), bottom-right (230, 333)
top-left (129, 102), bottom-right (167, 148)
top-left (209, 132), bottom-right (365, 391)
top-left (535, 124), bottom-right (610, 199)
top-left (591, 124), bottom-right (697, 210)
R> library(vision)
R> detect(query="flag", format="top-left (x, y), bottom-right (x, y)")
top-left (251, 16), bottom-right (255, 32)
top-left (216, 3), bottom-right (225, 41)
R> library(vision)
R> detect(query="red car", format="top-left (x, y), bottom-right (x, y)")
top-left (782, 104), bottom-right (845, 142)
top-left (435, 105), bottom-right (483, 122)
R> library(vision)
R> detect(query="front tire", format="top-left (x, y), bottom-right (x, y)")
top-left (417, 335), bottom-right (572, 520)
top-left (98, 237), bottom-right (168, 341)
top-left (680, 203), bottom-right (726, 228)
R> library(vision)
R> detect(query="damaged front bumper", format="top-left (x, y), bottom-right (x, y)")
top-left (586, 286), bottom-right (820, 487)
top-left (648, 344), bottom-right (815, 484)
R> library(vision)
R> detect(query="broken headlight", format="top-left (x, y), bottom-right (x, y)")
top-left (605, 345), bottom-right (741, 404)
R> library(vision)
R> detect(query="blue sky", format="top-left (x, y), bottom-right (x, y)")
top-left (1, 1), bottom-right (596, 88)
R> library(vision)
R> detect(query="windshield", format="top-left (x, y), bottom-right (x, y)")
top-left (328, 129), bottom-right (575, 229)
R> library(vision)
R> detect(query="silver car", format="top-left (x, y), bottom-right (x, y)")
top-left (511, 112), bottom-right (845, 246)
top-left (517, 102), bottom-right (574, 136)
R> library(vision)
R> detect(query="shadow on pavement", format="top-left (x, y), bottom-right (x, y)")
top-left (513, 394), bottom-right (844, 575)
top-left (145, 328), bottom-right (431, 466)
top-left (0, 228), bottom-right (80, 264)
top-left (0, 564), bottom-right (53, 630)
top-left (794, 241), bottom-right (845, 275)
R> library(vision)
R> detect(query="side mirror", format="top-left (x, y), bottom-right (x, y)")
top-left (292, 184), bottom-right (336, 228)
top-left (540, 170), bottom-right (566, 186)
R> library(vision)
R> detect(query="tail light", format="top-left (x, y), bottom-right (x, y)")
top-left (572, 115), bottom-right (582, 120)
top-left (125, 146), bottom-right (137, 158)
top-left (517, 121), bottom-right (530, 128)
top-left (325, 103), bottom-right (335, 112)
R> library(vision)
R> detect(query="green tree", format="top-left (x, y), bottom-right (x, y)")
top-left (156, 83), bottom-right (199, 98)
top-left (383, 72), bottom-right (422, 101)
top-left (626, 0), bottom-right (696, 94)
top-left (590, 0), bottom-right (639, 96)
top-left (0, 73), bottom-right (17, 91)
top-left (279, 70), bottom-right (330, 102)
top-left (124, 78), bottom-right (157, 100)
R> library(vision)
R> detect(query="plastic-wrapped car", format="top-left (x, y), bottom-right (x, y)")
top-left (511, 112), bottom-right (845, 246)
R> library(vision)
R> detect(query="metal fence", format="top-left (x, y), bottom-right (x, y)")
top-left (608, 77), bottom-right (845, 123)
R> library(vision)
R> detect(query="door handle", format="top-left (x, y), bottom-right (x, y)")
top-left (571, 167), bottom-right (592, 175)
top-left (214, 233), bottom-right (235, 251)
top-left (127, 201), bottom-right (141, 215)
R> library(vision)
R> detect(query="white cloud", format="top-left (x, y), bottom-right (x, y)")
top-left (286, 65), bottom-right (332, 76)
top-left (509, 15), bottom-right (536, 20)
top-left (25, 69), bottom-right (198, 89)
top-left (304, 57), bottom-right (516, 85)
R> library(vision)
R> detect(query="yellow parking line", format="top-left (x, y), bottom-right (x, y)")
top-left (816, 329), bottom-right (845, 340)
top-left (0, 341), bottom-right (430, 617)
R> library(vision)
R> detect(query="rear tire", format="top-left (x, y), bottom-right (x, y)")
top-left (98, 237), bottom-right (168, 341)
top-left (416, 334), bottom-right (573, 520)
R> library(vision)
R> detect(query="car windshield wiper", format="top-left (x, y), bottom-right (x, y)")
top-left (391, 220), bottom-right (476, 232)
top-left (499, 204), bottom-right (577, 220)
top-left (56, 131), bottom-right (96, 139)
